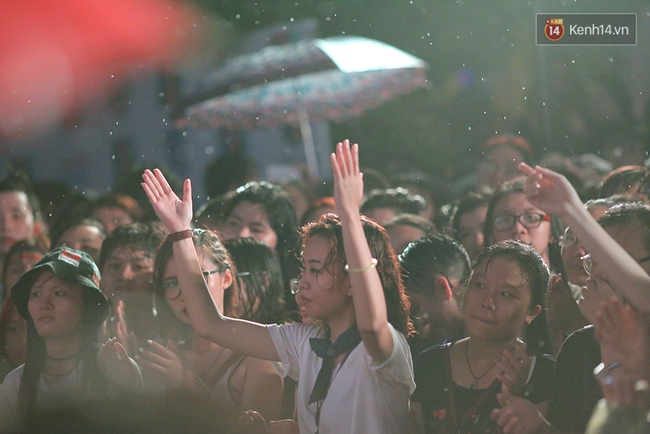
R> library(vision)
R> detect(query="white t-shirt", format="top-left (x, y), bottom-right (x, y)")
top-left (268, 322), bottom-right (415, 434)
top-left (0, 364), bottom-right (85, 431)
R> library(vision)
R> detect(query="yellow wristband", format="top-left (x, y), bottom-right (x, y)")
top-left (345, 258), bottom-right (378, 273)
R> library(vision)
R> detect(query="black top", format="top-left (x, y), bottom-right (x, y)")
top-left (412, 343), bottom-right (555, 434)
top-left (547, 325), bottom-right (602, 433)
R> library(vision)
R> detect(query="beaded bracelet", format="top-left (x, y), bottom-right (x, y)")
top-left (166, 229), bottom-right (193, 243)
top-left (345, 258), bottom-right (378, 273)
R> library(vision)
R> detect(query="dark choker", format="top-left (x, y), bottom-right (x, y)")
top-left (45, 353), bottom-right (79, 362)
top-left (43, 361), bottom-right (79, 378)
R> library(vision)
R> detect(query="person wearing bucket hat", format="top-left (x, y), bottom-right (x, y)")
top-left (0, 247), bottom-right (111, 431)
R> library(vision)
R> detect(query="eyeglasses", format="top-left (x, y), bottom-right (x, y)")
top-left (162, 269), bottom-right (223, 300)
top-left (492, 213), bottom-right (550, 232)
top-left (558, 233), bottom-right (578, 247)
top-left (582, 253), bottom-right (650, 275)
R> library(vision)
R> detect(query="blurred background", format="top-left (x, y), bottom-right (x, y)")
top-left (1, 0), bottom-right (648, 204)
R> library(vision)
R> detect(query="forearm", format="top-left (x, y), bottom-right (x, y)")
top-left (172, 238), bottom-right (280, 361)
top-left (338, 212), bottom-right (392, 361)
top-left (562, 203), bottom-right (650, 313)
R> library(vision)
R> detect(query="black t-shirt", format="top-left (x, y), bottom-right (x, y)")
top-left (411, 343), bottom-right (555, 434)
top-left (546, 325), bottom-right (602, 433)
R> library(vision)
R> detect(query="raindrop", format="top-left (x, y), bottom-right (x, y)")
top-left (205, 146), bottom-right (215, 155)
top-left (182, 131), bottom-right (188, 137)
top-left (468, 126), bottom-right (472, 131)
top-left (111, 155), bottom-right (116, 160)
top-left (235, 14), bottom-right (240, 19)
top-left (290, 17), bottom-right (295, 22)
top-left (608, 57), bottom-right (614, 63)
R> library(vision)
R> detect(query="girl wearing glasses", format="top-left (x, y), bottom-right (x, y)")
top-left (141, 140), bottom-right (415, 434)
top-left (137, 228), bottom-right (283, 432)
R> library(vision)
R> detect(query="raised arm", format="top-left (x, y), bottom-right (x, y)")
top-left (331, 140), bottom-right (393, 363)
top-left (141, 169), bottom-right (279, 361)
top-left (519, 163), bottom-right (650, 314)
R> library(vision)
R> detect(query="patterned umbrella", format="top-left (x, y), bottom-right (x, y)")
top-left (178, 36), bottom-right (428, 177)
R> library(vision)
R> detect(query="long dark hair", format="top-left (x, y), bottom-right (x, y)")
top-left (223, 237), bottom-right (285, 324)
top-left (17, 279), bottom-right (108, 427)
top-left (299, 214), bottom-right (414, 337)
top-left (152, 228), bottom-right (239, 344)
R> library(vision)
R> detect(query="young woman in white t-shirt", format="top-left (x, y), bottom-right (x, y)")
top-left (141, 140), bottom-right (415, 434)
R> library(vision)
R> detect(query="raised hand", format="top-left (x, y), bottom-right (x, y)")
top-left (519, 162), bottom-right (582, 218)
top-left (330, 139), bottom-right (363, 219)
top-left (496, 343), bottom-right (531, 396)
top-left (141, 168), bottom-right (193, 233)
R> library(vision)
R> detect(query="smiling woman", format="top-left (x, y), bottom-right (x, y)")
top-left (410, 241), bottom-right (555, 434)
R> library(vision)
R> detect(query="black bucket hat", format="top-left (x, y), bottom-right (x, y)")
top-left (12, 247), bottom-right (110, 326)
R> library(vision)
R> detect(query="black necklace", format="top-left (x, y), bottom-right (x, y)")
top-left (43, 360), bottom-right (79, 378)
top-left (45, 352), bottom-right (79, 362)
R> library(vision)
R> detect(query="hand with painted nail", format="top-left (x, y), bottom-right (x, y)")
top-left (97, 337), bottom-right (143, 391)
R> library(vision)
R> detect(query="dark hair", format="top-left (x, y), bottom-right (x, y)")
top-left (584, 194), bottom-right (646, 213)
top-left (451, 192), bottom-right (490, 235)
top-left (152, 229), bottom-right (238, 343)
top-left (0, 296), bottom-right (21, 366)
top-left (50, 218), bottom-right (106, 250)
top-left (399, 234), bottom-right (471, 291)
top-left (223, 237), bottom-right (285, 324)
top-left (299, 214), bottom-right (414, 337)
top-left (89, 193), bottom-right (144, 223)
top-left (600, 165), bottom-right (650, 198)
top-left (17, 277), bottom-right (108, 426)
top-left (223, 181), bottom-right (300, 306)
top-left (482, 134), bottom-right (534, 165)
top-left (468, 240), bottom-right (551, 353)
top-left (300, 197), bottom-right (336, 226)
top-left (484, 178), bottom-right (564, 273)
top-left (360, 187), bottom-right (427, 217)
top-left (0, 171), bottom-right (49, 249)
top-left (98, 223), bottom-right (166, 271)
top-left (392, 172), bottom-right (452, 217)
top-left (2, 240), bottom-right (46, 290)
top-left (598, 202), bottom-right (650, 251)
top-left (204, 149), bottom-right (259, 199)
top-left (194, 193), bottom-right (232, 230)
top-left (0, 171), bottom-right (43, 224)
top-left (383, 213), bottom-right (437, 235)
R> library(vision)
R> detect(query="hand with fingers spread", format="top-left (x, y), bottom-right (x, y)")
top-left (331, 139), bottom-right (363, 219)
top-left (518, 162), bottom-right (583, 218)
top-left (497, 344), bottom-right (532, 396)
top-left (97, 337), bottom-right (144, 391)
top-left (135, 339), bottom-right (195, 390)
top-left (141, 168), bottom-right (193, 233)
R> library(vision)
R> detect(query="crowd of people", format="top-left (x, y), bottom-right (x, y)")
top-left (0, 134), bottom-right (647, 433)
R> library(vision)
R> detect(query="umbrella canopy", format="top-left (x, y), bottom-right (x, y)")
top-left (179, 36), bottom-right (428, 177)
